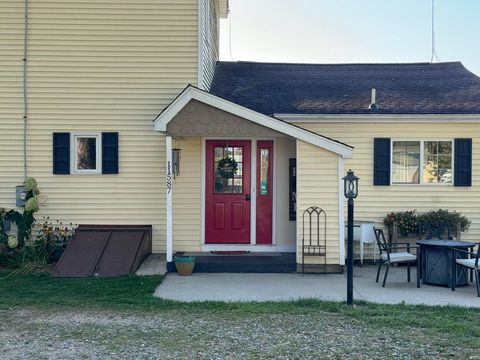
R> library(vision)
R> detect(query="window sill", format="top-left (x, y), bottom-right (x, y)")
top-left (390, 183), bottom-right (453, 187)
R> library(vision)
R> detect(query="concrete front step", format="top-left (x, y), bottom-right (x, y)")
top-left (167, 252), bottom-right (297, 273)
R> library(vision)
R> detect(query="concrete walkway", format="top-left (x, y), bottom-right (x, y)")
top-left (154, 265), bottom-right (480, 307)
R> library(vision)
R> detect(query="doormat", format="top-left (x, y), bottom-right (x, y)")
top-left (210, 251), bottom-right (251, 255)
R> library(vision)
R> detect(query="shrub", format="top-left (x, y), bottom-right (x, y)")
top-left (4, 218), bottom-right (76, 269)
top-left (383, 209), bottom-right (471, 236)
top-left (2, 177), bottom-right (41, 247)
top-left (417, 209), bottom-right (471, 233)
top-left (0, 208), bottom-right (7, 245)
top-left (35, 217), bottom-right (77, 263)
top-left (383, 210), bottom-right (418, 236)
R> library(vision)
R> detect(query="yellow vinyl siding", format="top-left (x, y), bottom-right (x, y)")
top-left (172, 137), bottom-right (202, 252)
top-left (298, 122), bottom-right (480, 246)
top-left (200, 0), bottom-right (220, 90)
top-left (296, 140), bottom-right (340, 265)
top-left (0, 0), bottom-right (199, 253)
top-left (0, 1), bottom-right (24, 210)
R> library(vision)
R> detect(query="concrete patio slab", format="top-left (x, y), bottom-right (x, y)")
top-left (154, 265), bottom-right (479, 307)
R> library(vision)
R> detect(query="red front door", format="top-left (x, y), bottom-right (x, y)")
top-left (205, 140), bottom-right (251, 244)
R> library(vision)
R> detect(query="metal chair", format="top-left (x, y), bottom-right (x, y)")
top-left (374, 228), bottom-right (420, 288)
top-left (452, 244), bottom-right (480, 297)
top-left (417, 222), bottom-right (453, 240)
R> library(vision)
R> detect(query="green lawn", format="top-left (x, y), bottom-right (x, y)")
top-left (1, 271), bottom-right (479, 359)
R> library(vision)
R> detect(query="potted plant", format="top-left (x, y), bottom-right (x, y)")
top-left (174, 255), bottom-right (195, 276)
top-left (383, 209), bottom-right (471, 242)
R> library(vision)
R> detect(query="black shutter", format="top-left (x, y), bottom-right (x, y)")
top-left (289, 158), bottom-right (296, 221)
top-left (454, 138), bottom-right (472, 187)
top-left (53, 132), bottom-right (70, 174)
top-left (373, 138), bottom-right (391, 186)
top-left (102, 132), bottom-right (119, 174)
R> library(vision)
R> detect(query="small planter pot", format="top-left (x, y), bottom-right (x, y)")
top-left (174, 255), bottom-right (195, 276)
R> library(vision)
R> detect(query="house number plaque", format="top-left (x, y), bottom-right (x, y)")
top-left (166, 161), bottom-right (172, 193)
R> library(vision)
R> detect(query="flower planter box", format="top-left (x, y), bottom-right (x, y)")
top-left (389, 222), bottom-right (461, 244)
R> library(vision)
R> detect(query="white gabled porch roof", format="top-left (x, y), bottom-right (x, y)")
top-left (153, 85), bottom-right (353, 159)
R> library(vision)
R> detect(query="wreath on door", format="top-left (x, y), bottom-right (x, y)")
top-left (217, 157), bottom-right (238, 179)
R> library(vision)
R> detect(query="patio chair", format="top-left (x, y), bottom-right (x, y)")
top-left (417, 222), bottom-right (453, 240)
top-left (374, 228), bottom-right (420, 288)
top-left (452, 244), bottom-right (480, 297)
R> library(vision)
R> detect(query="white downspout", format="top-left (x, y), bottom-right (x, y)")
top-left (23, 0), bottom-right (29, 180)
top-left (166, 136), bottom-right (173, 262)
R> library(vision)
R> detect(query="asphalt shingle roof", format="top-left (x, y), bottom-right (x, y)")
top-left (209, 61), bottom-right (480, 115)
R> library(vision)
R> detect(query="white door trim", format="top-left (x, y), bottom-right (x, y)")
top-left (201, 244), bottom-right (295, 253)
top-left (250, 139), bottom-right (257, 245)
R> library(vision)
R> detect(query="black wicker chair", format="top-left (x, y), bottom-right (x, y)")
top-left (374, 228), bottom-right (420, 288)
top-left (452, 244), bottom-right (480, 297)
top-left (417, 222), bottom-right (453, 240)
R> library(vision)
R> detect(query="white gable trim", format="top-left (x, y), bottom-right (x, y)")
top-left (154, 86), bottom-right (353, 158)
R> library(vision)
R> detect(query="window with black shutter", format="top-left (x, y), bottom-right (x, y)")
top-left (102, 132), bottom-right (119, 174)
top-left (53, 132), bottom-right (70, 174)
top-left (454, 138), bottom-right (472, 187)
top-left (373, 138), bottom-right (391, 185)
top-left (53, 132), bottom-right (119, 175)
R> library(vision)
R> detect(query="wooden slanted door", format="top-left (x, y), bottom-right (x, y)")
top-left (256, 140), bottom-right (273, 244)
top-left (205, 140), bottom-right (251, 243)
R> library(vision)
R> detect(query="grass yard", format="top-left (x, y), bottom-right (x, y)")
top-left (1, 271), bottom-right (479, 359)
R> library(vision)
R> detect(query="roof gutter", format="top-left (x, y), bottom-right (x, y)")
top-left (275, 113), bottom-right (480, 123)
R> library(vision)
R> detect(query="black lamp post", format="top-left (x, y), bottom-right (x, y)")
top-left (343, 169), bottom-right (359, 305)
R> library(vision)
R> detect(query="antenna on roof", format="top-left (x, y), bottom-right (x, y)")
top-left (369, 88), bottom-right (378, 112)
top-left (430, 0), bottom-right (440, 63)
top-left (228, 5), bottom-right (234, 60)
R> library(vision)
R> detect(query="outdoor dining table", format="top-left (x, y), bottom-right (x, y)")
top-left (416, 239), bottom-right (476, 287)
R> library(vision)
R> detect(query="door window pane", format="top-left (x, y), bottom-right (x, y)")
top-left (214, 146), bottom-right (243, 193)
top-left (233, 178), bottom-right (243, 193)
top-left (214, 147), bottom-right (224, 162)
top-left (260, 149), bottom-right (270, 195)
top-left (233, 147), bottom-right (243, 162)
top-left (392, 141), bottom-right (420, 184)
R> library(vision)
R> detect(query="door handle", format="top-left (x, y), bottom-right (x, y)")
top-left (245, 194), bottom-right (251, 201)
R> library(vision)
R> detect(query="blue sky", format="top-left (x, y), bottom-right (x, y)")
top-left (219, 0), bottom-right (480, 76)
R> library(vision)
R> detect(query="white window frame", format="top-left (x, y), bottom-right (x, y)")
top-left (390, 139), bottom-right (454, 186)
top-left (71, 133), bottom-right (102, 174)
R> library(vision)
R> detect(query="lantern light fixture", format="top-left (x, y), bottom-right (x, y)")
top-left (343, 169), bottom-right (359, 199)
top-left (172, 148), bottom-right (181, 178)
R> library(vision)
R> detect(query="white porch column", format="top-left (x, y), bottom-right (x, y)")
top-left (338, 156), bottom-right (345, 266)
top-left (166, 136), bottom-right (173, 262)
